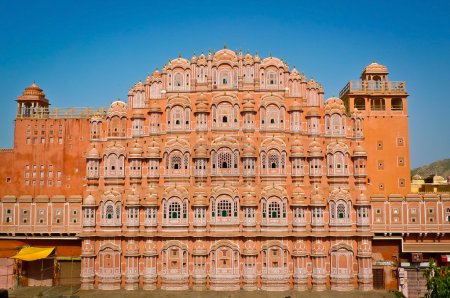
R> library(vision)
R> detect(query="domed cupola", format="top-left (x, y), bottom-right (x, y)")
top-left (129, 141), bottom-right (143, 158)
top-left (195, 93), bottom-right (209, 113)
top-left (308, 139), bottom-right (323, 157)
top-left (290, 138), bottom-right (305, 158)
top-left (193, 135), bottom-right (209, 159)
top-left (87, 146), bottom-right (101, 159)
top-left (146, 139), bottom-right (161, 159)
top-left (17, 82), bottom-right (50, 117)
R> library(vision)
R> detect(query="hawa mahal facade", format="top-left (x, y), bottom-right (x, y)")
top-left (1, 48), bottom-right (449, 293)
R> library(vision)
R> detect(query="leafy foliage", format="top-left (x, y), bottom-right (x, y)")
top-left (424, 262), bottom-right (450, 298)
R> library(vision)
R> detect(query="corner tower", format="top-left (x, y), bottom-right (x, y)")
top-left (340, 62), bottom-right (410, 195)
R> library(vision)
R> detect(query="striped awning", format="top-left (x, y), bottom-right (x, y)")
top-left (10, 247), bottom-right (55, 261)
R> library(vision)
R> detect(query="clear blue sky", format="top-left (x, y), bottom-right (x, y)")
top-left (0, 0), bottom-right (449, 168)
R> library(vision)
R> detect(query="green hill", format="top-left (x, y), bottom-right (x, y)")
top-left (411, 158), bottom-right (450, 178)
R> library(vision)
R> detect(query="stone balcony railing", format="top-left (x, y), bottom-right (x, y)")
top-left (16, 106), bottom-right (107, 119)
top-left (339, 80), bottom-right (406, 97)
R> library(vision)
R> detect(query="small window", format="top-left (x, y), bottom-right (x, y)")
top-left (397, 137), bottom-right (404, 146)
top-left (399, 178), bottom-right (405, 187)
top-left (398, 157), bottom-right (405, 166)
top-left (378, 183), bottom-right (384, 190)
top-left (378, 160), bottom-right (384, 170)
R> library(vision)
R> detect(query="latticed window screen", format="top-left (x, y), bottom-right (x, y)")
top-left (106, 205), bottom-right (113, 219)
top-left (115, 204), bottom-right (120, 219)
top-left (337, 203), bottom-right (346, 219)
top-left (268, 201), bottom-right (281, 218)
top-left (217, 200), bottom-right (232, 217)
top-left (183, 154), bottom-right (189, 170)
top-left (330, 202), bottom-right (336, 219)
top-left (169, 201), bottom-right (181, 219)
top-left (218, 151), bottom-right (232, 168)
top-left (171, 155), bottom-right (182, 169)
top-left (269, 154), bottom-right (279, 169)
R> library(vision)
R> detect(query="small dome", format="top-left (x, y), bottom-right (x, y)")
top-left (253, 52), bottom-right (260, 63)
top-left (242, 95), bottom-right (256, 112)
top-left (291, 185), bottom-right (306, 206)
top-left (147, 139), bottom-right (161, 159)
top-left (291, 67), bottom-right (300, 77)
top-left (242, 138), bottom-right (257, 157)
top-left (213, 48), bottom-right (238, 62)
top-left (412, 174), bottom-right (423, 180)
top-left (433, 175), bottom-right (446, 184)
top-left (194, 136), bottom-right (209, 158)
top-left (129, 142), bottom-right (143, 158)
top-left (195, 93), bottom-right (209, 113)
top-left (353, 144), bottom-right (367, 156)
top-left (148, 101), bottom-right (162, 113)
top-left (355, 191), bottom-right (370, 205)
top-left (290, 138), bottom-right (304, 157)
top-left (292, 240), bottom-right (308, 256)
top-left (308, 140), bottom-right (322, 156)
top-left (108, 101), bottom-right (127, 116)
top-left (192, 240), bottom-right (208, 256)
top-left (83, 195), bottom-right (96, 206)
top-left (152, 68), bottom-right (161, 77)
top-left (325, 97), bottom-right (346, 113)
top-left (128, 88), bottom-right (134, 96)
top-left (305, 107), bottom-right (320, 117)
top-left (310, 186), bottom-right (325, 206)
top-left (126, 193), bottom-right (140, 206)
top-left (143, 186), bottom-right (158, 206)
top-left (192, 190), bottom-right (208, 207)
top-left (363, 62), bottom-right (388, 74)
top-left (22, 82), bottom-right (45, 97)
top-left (289, 100), bottom-right (302, 112)
top-left (145, 75), bottom-right (151, 84)
top-left (86, 146), bottom-right (100, 159)
top-left (134, 81), bottom-right (144, 91)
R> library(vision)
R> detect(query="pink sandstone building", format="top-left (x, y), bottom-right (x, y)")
top-left (0, 48), bottom-right (449, 296)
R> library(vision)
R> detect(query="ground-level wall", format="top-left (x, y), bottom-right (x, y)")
top-left (80, 236), bottom-right (374, 291)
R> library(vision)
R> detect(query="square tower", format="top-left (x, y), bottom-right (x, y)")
top-left (340, 62), bottom-right (410, 195)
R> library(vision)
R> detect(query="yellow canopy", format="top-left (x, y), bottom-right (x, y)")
top-left (11, 247), bottom-right (55, 261)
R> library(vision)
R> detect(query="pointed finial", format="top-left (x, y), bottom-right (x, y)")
top-left (178, 52), bottom-right (181, 58)
top-left (224, 43), bottom-right (227, 49)
top-left (269, 52), bottom-right (272, 57)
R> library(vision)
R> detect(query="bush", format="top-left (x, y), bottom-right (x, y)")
top-left (424, 262), bottom-right (450, 298)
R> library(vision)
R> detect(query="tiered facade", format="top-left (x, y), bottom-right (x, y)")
top-left (1, 48), bottom-right (449, 292)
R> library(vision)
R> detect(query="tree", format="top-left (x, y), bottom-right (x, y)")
top-left (424, 262), bottom-right (450, 298)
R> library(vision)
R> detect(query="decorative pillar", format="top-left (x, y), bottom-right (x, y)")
top-left (242, 240), bottom-right (258, 291)
top-left (192, 240), bottom-right (208, 290)
top-left (292, 239), bottom-right (309, 291)
top-left (142, 240), bottom-right (158, 290)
